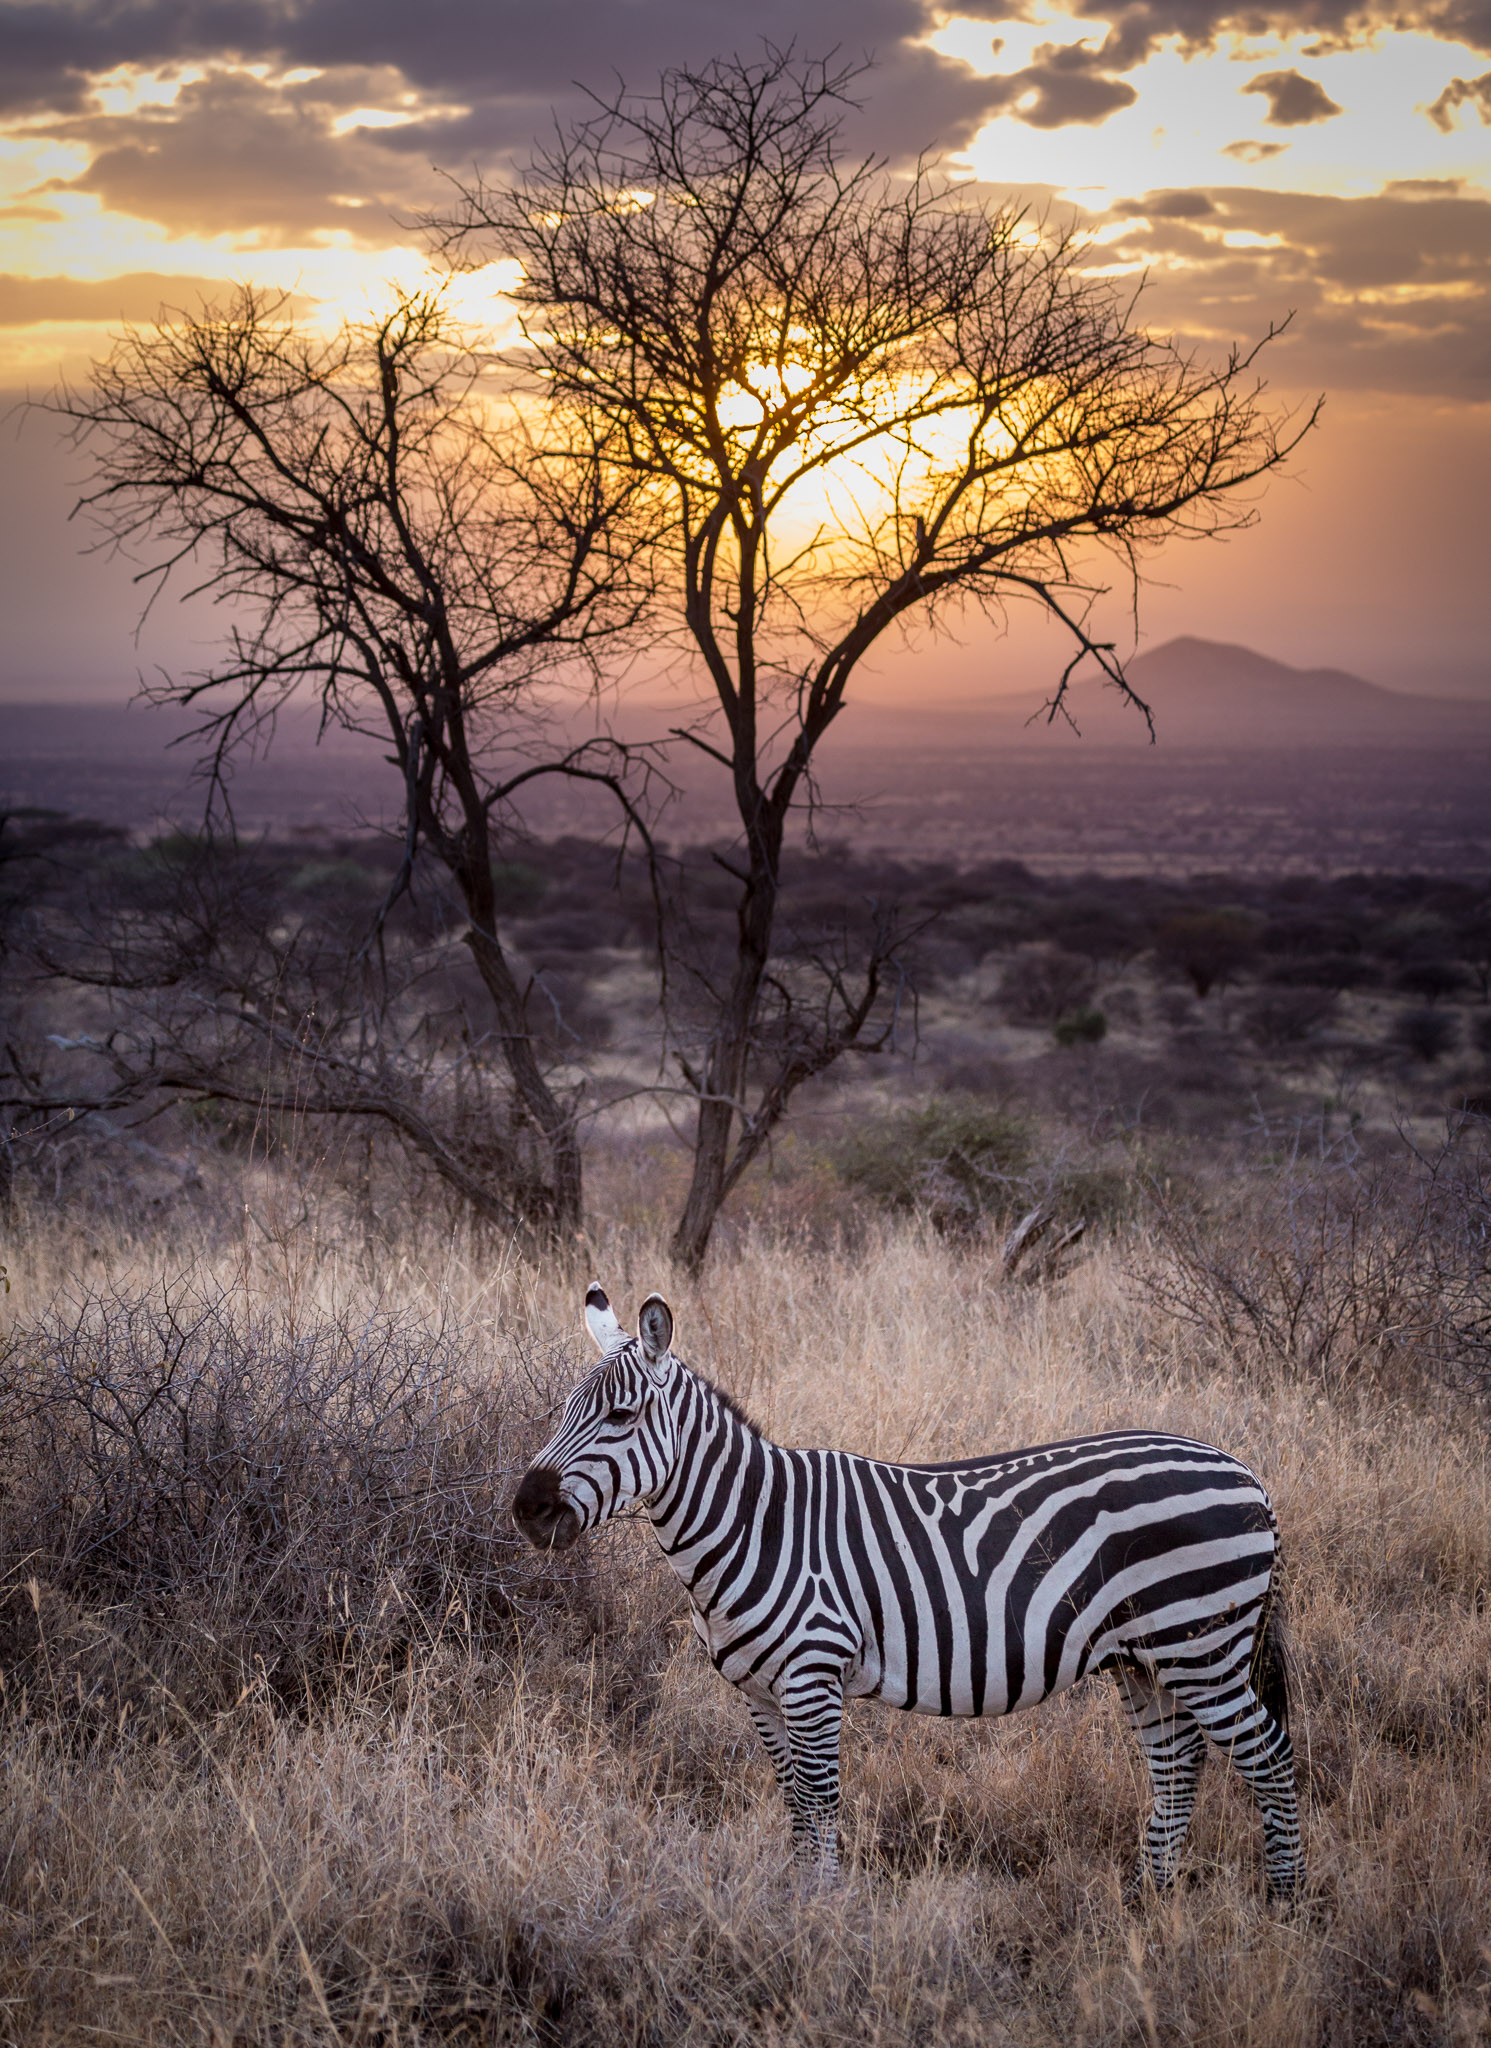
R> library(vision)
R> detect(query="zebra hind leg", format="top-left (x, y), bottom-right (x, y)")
top-left (1166, 1669), bottom-right (1304, 1902)
top-left (1114, 1664), bottom-right (1206, 1899)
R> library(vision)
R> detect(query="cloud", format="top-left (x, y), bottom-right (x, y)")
top-left (2, 1), bottom-right (1488, 413)
top-left (6, 0), bottom-right (1491, 165)
top-left (978, 42), bottom-right (1139, 127)
top-left (2, 0), bottom-right (1488, 259)
top-left (985, 0), bottom-right (1491, 72)
top-left (1129, 188), bottom-right (1218, 217)
top-left (1, 4), bottom-right (1049, 243)
top-left (1089, 182), bottom-right (1491, 397)
top-left (1424, 68), bottom-right (1491, 125)
top-left (0, 0), bottom-right (1015, 160)
top-left (37, 68), bottom-right (449, 244)
top-left (0, 271), bottom-right (273, 324)
top-left (1241, 69), bottom-right (1344, 124)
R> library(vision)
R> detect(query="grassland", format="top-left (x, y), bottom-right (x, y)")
top-left (2, 1124), bottom-right (1489, 2048)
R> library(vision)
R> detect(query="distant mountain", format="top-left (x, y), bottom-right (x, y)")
top-left (1117, 638), bottom-right (1491, 744)
top-left (837, 637), bottom-right (1491, 751)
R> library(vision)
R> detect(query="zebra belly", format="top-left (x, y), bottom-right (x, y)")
top-left (845, 1635), bottom-right (1016, 1716)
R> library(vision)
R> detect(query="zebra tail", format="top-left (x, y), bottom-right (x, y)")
top-left (1250, 1588), bottom-right (1292, 1737)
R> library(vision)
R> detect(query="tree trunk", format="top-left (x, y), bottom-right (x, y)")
top-left (440, 723), bottom-right (585, 1241)
top-left (463, 923), bottom-right (583, 1238)
top-left (669, 846), bottom-right (778, 1274)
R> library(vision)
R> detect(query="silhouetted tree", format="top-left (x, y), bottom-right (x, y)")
top-left (440, 49), bottom-right (1314, 1269)
top-left (42, 289), bottom-right (654, 1236)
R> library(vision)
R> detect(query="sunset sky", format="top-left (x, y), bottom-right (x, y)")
top-left (2, 0), bottom-right (1488, 704)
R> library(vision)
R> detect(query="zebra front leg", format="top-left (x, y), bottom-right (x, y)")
top-left (775, 1676), bottom-right (845, 1882)
top-left (1115, 1665), bottom-right (1207, 1899)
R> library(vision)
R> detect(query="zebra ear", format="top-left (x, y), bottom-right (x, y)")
top-left (637, 1294), bottom-right (674, 1366)
top-left (584, 1283), bottom-right (625, 1354)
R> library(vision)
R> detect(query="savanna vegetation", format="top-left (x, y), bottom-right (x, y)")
top-left (2, 850), bottom-right (1489, 2040)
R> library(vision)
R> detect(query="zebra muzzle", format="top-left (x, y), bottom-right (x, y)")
top-left (512, 1466), bottom-right (582, 1551)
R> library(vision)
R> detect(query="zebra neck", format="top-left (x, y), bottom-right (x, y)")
top-left (647, 1371), bottom-right (789, 1607)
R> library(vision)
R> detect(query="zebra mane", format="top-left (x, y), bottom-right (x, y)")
top-left (682, 1359), bottom-right (759, 1435)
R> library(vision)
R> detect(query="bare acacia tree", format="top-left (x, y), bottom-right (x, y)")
top-left (14, 835), bottom-right (583, 1233)
top-left (46, 286), bottom-right (655, 1236)
top-left (438, 48), bottom-right (1315, 1272)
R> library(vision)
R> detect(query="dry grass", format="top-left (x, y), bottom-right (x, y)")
top-left (2, 1159), bottom-right (1490, 2045)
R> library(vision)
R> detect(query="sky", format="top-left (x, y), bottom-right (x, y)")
top-left (1, 0), bottom-right (1489, 704)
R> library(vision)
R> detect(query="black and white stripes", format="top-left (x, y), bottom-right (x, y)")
top-left (512, 1285), bottom-right (1303, 1898)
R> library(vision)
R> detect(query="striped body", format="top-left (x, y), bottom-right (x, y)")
top-left (667, 1429), bottom-right (1276, 1719)
top-left (514, 1288), bottom-right (1303, 1898)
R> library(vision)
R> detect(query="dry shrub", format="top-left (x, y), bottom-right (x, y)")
top-left (1134, 1120), bottom-right (1491, 1396)
top-left (0, 1279), bottom-right (584, 1718)
top-left (995, 944), bottom-right (1098, 1026)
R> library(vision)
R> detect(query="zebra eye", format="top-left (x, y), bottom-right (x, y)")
top-left (606, 1405), bottom-right (636, 1426)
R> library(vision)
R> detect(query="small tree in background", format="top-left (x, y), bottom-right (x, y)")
top-left (442, 49), bottom-right (1313, 1270)
top-left (1153, 909), bottom-right (1260, 999)
top-left (42, 289), bottom-right (654, 1237)
top-left (1395, 1007), bottom-right (1459, 1064)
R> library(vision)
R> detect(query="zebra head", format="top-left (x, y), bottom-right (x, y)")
top-left (511, 1284), bottom-right (680, 1551)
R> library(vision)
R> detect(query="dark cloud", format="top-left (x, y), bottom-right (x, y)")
top-left (977, 42), bottom-right (1139, 127)
top-left (37, 69), bottom-right (451, 244)
top-left (2, 0), bottom-right (1487, 261)
top-left (1088, 183), bottom-right (1491, 396)
top-left (1241, 68), bottom-right (1344, 124)
top-left (5, 0), bottom-right (1491, 161)
top-left (1, 1), bottom-right (1487, 415)
top-left (3, 2), bottom-right (1045, 242)
top-left (0, 0), bottom-right (1010, 161)
top-left (0, 270), bottom-right (273, 324)
top-left (1425, 69), bottom-right (1491, 126)
top-left (977, 0), bottom-right (1491, 73)
top-left (1131, 187), bottom-right (1218, 216)
top-left (1222, 138), bottom-right (1290, 160)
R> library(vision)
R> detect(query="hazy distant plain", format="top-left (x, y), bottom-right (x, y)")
top-left (6, 702), bottom-right (1489, 877)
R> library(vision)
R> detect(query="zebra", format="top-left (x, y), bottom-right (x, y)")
top-left (512, 1284), bottom-right (1303, 1899)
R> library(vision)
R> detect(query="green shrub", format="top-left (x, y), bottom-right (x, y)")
top-left (835, 1098), bottom-right (1031, 1232)
top-left (491, 861), bottom-right (549, 915)
top-left (288, 858), bottom-right (381, 898)
top-left (1049, 1162), bottom-right (1138, 1228)
top-left (1151, 909), bottom-right (1258, 997)
top-left (1394, 1006), bottom-right (1459, 1063)
top-left (1052, 1005), bottom-right (1107, 1047)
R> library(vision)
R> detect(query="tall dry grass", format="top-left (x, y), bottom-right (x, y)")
top-left (2, 1151), bottom-right (1489, 2045)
